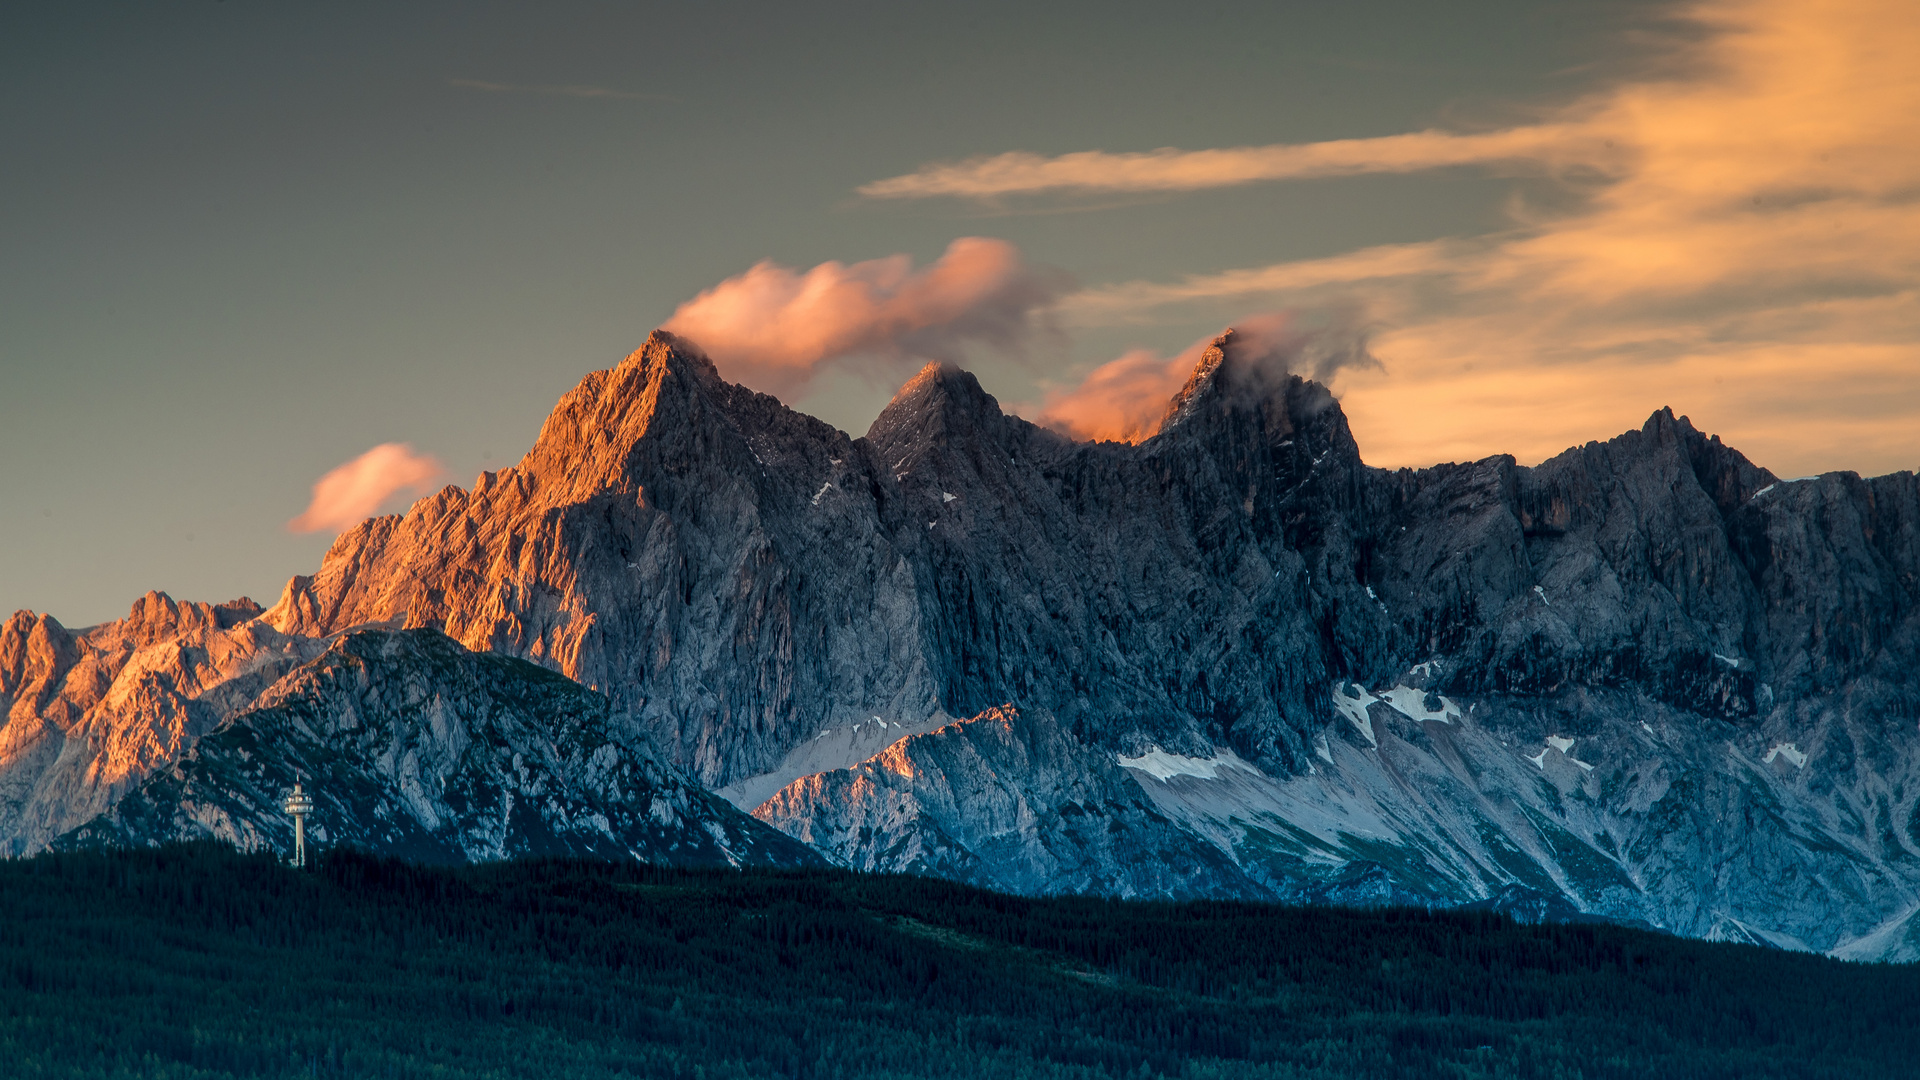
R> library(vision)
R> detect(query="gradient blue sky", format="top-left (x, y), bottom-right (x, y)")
top-left (5, 0), bottom-right (1914, 625)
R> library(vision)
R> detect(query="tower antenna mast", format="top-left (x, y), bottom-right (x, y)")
top-left (284, 779), bottom-right (314, 868)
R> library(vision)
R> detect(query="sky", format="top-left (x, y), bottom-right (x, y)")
top-left (3, 0), bottom-right (1915, 626)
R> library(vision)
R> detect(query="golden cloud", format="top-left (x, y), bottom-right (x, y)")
top-left (1035, 0), bottom-right (1920, 477)
top-left (287, 443), bottom-right (445, 535)
top-left (859, 126), bottom-right (1611, 201)
top-left (1032, 345), bottom-right (1202, 443)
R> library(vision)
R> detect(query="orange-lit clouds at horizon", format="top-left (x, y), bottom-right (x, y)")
top-left (896, 0), bottom-right (1920, 478)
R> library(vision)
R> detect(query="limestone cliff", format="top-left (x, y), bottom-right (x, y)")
top-left (8, 327), bottom-right (1920, 959)
top-left (265, 333), bottom-right (938, 793)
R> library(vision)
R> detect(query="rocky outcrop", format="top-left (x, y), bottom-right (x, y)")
top-left (769, 354), bottom-right (1920, 954)
top-left (756, 656), bottom-right (1920, 947)
top-left (2, 590), bottom-right (820, 869)
top-left (60, 628), bottom-right (822, 867)
top-left (777, 353), bottom-right (1919, 953)
top-left (861, 357), bottom-right (1346, 774)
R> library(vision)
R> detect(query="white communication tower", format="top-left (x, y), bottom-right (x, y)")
top-left (284, 781), bottom-right (314, 868)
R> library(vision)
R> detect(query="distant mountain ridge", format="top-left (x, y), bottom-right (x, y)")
top-left (60, 628), bottom-right (819, 867)
top-left (5, 329), bottom-right (1918, 960)
top-left (0, 589), bottom-right (817, 867)
top-left (0, 593), bottom-right (323, 853)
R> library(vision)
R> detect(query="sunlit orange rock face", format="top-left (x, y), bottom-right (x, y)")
top-left (265, 330), bottom-right (940, 791)
top-left (0, 593), bottom-right (320, 853)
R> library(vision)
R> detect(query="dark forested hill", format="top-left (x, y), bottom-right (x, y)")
top-left (2, 845), bottom-right (1914, 1079)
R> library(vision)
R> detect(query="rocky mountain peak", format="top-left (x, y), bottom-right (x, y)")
top-left (864, 360), bottom-right (1026, 459)
top-left (1518, 406), bottom-right (1778, 540)
top-left (509, 329), bottom-right (734, 503)
top-left (100, 591), bottom-right (263, 651)
top-left (1152, 331), bottom-right (1360, 466)
top-left (1654, 408), bottom-right (1778, 520)
top-left (0, 612), bottom-right (79, 717)
top-left (1156, 332), bottom-right (1234, 431)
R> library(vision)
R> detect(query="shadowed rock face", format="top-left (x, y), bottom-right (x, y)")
top-left (59, 628), bottom-right (823, 868)
top-left (6, 327), bottom-right (1920, 956)
top-left (754, 362), bottom-right (1920, 948)
top-left (257, 331), bottom-right (1398, 790)
top-left (753, 705), bottom-right (1257, 899)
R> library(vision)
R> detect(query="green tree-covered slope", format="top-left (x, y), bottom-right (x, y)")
top-left (2, 845), bottom-right (1913, 1079)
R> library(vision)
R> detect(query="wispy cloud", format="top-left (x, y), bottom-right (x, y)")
top-left (860, 126), bottom-right (1611, 201)
top-left (287, 443), bottom-right (444, 535)
top-left (1059, 243), bottom-right (1461, 325)
top-left (447, 78), bottom-right (674, 102)
top-left (1026, 0), bottom-right (1920, 477)
top-left (664, 238), bottom-right (1068, 401)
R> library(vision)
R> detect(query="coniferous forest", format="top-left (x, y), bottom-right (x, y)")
top-left (1, 844), bottom-right (1914, 1079)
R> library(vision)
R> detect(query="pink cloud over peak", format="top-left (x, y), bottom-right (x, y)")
top-left (286, 443), bottom-right (445, 535)
top-left (1034, 346), bottom-right (1203, 443)
top-left (1034, 312), bottom-right (1376, 444)
top-left (662, 237), bottom-right (1066, 400)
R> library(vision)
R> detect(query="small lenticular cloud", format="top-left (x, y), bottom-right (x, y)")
top-left (287, 443), bottom-right (445, 535)
top-left (663, 237), bottom-right (1067, 400)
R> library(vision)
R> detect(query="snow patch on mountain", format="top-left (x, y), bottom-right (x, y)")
top-left (1332, 683), bottom-right (1379, 746)
top-left (1377, 685), bottom-right (1462, 725)
top-left (1117, 747), bottom-right (1258, 782)
top-left (1765, 743), bottom-right (1808, 768)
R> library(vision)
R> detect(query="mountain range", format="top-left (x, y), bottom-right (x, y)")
top-left (4, 328), bottom-right (1916, 961)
